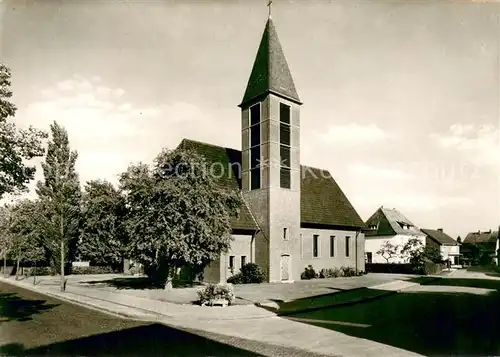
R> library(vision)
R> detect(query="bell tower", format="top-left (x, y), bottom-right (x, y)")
top-left (239, 15), bottom-right (302, 282)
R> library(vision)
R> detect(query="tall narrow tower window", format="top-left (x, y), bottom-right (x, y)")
top-left (279, 103), bottom-right (291, 189)
top-left (249, 103), bottom-right (261, 190)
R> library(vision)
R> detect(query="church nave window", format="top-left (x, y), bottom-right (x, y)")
top-left (313, 234), bottom-right (319, 258)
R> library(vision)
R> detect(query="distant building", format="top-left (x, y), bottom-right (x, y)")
top-left (364, 207), bottom-right (426, 264)
top-left (462, 229), bottom-right (499, 265)
top-left (420, 228), bottom-right (461, 266)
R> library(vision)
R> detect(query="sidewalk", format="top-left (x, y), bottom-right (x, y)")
top-left (1, 275), bottom-right (426, 357)
top-left (0, 276), bottom-right (276, 321)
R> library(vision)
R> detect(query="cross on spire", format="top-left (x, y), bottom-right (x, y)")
top-left (267, 0), bottom-right (272, 18)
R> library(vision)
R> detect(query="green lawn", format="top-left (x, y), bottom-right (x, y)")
top-left (287, 277), bottom-right (500, 356)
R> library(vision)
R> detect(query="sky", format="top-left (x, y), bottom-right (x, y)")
top-left (1, 0), bottom-right (499, 239)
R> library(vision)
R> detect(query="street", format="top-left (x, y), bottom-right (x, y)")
top-left (289, 272), bottom-right (500, 356)
top-left (0, 282), bottom-right (325, 357)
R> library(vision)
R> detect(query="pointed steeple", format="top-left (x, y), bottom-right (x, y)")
top-left (239, 17), bottom-right (301, 107)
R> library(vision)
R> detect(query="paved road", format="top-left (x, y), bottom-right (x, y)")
top-left (290, 272), bottom-right (500, 356)
top-left (0, 282), bottom-right (328, 357)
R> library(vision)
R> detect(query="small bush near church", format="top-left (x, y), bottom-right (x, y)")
top-left (319, 268), bottom-right (342, 278)
top-left (197, 283), bottom-right (235, 306)
top-left (301, 265), bottom-right (317, 280)
top-left (341, 266), bottom-right (357, 277)
top-left (227, 263), bottom-right (266, 284)
top-left (227, 273), bottom-right (244, 284)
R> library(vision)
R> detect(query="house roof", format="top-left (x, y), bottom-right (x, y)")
top-left (463, 230), bottom-right (499, 244)
top-left (421, 228), bottom-right (458, 246)
top-left (178, 139), bottom-right (365, 231)
top-left (365, 207), bottom-right (424, 237)
top-left (239, 17), bottom-right (301, 107)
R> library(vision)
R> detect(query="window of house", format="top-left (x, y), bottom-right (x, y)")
top-left (229, 256), bottom-right (235, 270)
top-left (249, 103), bottom-right (261, 190)
top-left (279, 103), bottom-right (291, 189)
top-left (345, 236), bottom-right (350, 257)
top-left (241, 255), bottom-right (247, 267)
top-left (366, 252), bottom-right (372, 263)
top-left (330, 236), bottom-right (335, 257)
top-left (313, 235), bottom-right (319, 258)
top-left (283, 228), bottom-right (288, 240)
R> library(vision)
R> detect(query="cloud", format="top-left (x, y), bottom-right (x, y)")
top-left (429, 124), bottom-right (500, 167)
top-left (348, 163), bottom-right (412, 180)
top-left (17, 74), bottom-right (213, 186)
top-left (319, 123), bottom-right (390, 146)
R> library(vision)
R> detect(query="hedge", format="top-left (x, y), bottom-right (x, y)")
top-left (70, 266), bottom-right (118, 275)
top-left (365, 263), bottom-right (417, 274)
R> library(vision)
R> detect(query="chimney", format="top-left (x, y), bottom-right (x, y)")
top-left (437, 228), bottom-right (443, 232)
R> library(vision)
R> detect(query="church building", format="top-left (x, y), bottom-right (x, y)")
top-left (177, 15), bottom-right (366, 283)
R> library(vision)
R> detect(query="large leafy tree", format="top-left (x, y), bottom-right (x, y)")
top-left (8, 199), bottom-right (46, 281)
top-left (120, 147), bottom-right (242, 290)
top-left (36, 121), bottom-right (81, 292)
top-left (0, 204), bottom-right (13, 276)
top-left (76, 179), bottom-right (128, 266)
top-left (0, 64), bottom-right (47, 199)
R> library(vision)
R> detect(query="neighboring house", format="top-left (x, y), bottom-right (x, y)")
top-left (421, 228), bottom-right (461, 266)
top-left (462, 229), bottom-right (499, 265)
top-left (175, 16), bottom-right (366, 283)
top-left (364, 207), bottom-right (426, 264)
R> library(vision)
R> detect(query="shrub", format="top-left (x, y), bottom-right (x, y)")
top-left (240, 263), bottom-right (266, 283)
top-left (197, 283), bottom-right (235, 306)
top-left (301, 265), bottom-right (317, 280)
top-left (227, 273), bottom-right (244, 284)
top-left (341, 266), bottom-right (357, 277)
top-left (28, 267), bottom-right (53, 276)
top-left (226, 263), bottom-right (266, 284)
top-left (70, 266), bottom-right (116, 275)
top-left (319, 268), bottom-right (342, 278)
top-left (422, 260), bottom-right (443, 275)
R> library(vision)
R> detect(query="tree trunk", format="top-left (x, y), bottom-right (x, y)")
top-left (3, 251), bottom-right (6, 277)
top-left (164, 266), bottom-right (176, 291)
top-left (15, 255), bottom-right (20, 280)
top-left (60, 214), bottom-right (65, 292)
top-left (33, 261), bottom-right (37, 286)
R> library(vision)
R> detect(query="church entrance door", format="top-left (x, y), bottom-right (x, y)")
top-left (280, 254), bottom-right (290, 281)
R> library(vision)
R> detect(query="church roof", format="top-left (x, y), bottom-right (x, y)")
top-left (365, 207), bottom-right (424, 237)
top-left (178, 139), bottom-right (365, 230)
top-left (239, 17), bottom-right (301, 107)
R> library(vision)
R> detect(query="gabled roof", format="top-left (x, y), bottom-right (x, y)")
top-left (421, 228), bottom-right (458, 246)
top-left (365, 207), bottom-right (424, 237)
top-left (178, 139), bottom-right (365, 230)
top-left (463, 230), bottom-right (499, 244)
top-left (239, 17), bottom-right (301, 107)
